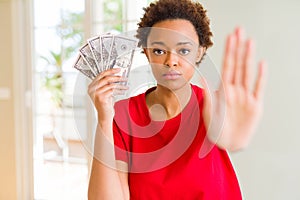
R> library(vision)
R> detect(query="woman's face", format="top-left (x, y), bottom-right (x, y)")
top-left (144, 19), bottom-right (204, 91)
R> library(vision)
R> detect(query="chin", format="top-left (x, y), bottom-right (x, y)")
top-left (157, 80), bottom-right (191, 92)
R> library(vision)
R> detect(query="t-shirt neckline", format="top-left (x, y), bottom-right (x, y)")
top-left (141, 84), bottom-right (195, 123)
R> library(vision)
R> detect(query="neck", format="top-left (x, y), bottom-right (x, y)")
top-left (146, 83), bottom-right (192, 120)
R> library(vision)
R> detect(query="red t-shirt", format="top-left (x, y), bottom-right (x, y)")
top-left (113, 84), bottom-right (242, 200)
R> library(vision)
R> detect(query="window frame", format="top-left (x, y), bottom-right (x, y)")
top-left (11, 0), bottom-right (34, 199)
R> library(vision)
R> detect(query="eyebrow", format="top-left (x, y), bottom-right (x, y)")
top-left (150, 41), bottom-right (193, 46)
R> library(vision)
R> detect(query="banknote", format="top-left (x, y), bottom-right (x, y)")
top-left (79, 43), bottom-right (99, 75)
top-left (73, 54), bottom-right (96, 80)
top-left (87, 36), bottom-right (102, 72)
top-left (73, 33), bottom-right (138, 85)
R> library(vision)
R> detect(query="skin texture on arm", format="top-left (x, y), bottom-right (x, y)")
top-left (87, 68), bottom-right (129, 200)
top-left (202, 27), bottom-right (267, 152)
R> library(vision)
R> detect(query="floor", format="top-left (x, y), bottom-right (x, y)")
top-left (34, 138), bottom-right (90, 200)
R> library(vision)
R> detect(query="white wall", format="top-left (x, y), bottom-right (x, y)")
top-left (201, 0), bottom-right (300, 199)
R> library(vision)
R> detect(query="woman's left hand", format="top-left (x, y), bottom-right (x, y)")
top-left (202, 27), bottom-right (267, 152)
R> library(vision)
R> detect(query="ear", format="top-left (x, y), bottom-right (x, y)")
top-left (196, 47), bottom-right (206, 63)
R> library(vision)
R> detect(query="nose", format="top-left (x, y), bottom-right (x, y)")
top-left (164, 51), bottom-right (179, 68)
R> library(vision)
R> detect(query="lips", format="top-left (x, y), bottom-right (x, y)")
top-left (162, 70), bottom-right (182, 80)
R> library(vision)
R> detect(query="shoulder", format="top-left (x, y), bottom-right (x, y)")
top-left (114, 86), bottom-right (156, 111)
top-left (190, 84), bottom-right (204, 101)
top-left (114, 88), bottom-right (153, 123)
top-left (114, 92), bottom-right (145, 113)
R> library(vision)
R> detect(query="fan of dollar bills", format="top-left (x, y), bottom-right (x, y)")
top-left (73, 34), bottom-right (138, 81)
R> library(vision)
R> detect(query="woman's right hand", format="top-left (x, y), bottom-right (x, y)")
top-left (88, 68), bottom-right (128, 123)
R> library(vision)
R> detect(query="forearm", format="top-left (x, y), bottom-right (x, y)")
top-left (88, 123), bottom-right (129, 200)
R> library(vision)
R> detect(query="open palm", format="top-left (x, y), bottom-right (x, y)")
top-left (202, 28), bottom-right (267, 151)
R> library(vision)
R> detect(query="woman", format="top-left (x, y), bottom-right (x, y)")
top-left (88, 0), bottom-right (266, 199)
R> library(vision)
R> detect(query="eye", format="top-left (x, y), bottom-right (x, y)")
top-left (178, 48), bottom-right (190, 55)
top-left (152, 48), bottom-right (166, 55)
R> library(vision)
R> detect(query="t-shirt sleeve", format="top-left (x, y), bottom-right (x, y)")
top-left (113, 119), bottom-right (130, 163)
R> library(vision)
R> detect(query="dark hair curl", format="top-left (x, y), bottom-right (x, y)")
top-left (136, 0), bottom-right (213, 50)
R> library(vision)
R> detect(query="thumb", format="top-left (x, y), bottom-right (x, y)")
top-left (200, 76), bottom-right (212, 124)
top-left (199, 76), bottom-right (216, 158)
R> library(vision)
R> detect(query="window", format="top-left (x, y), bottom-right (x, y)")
top-left (91, 0), bottom-right (156, 99)
top-left (33, 1), bottom-right (87, 199)
top-left (32, 0), bottom-right (154, 199)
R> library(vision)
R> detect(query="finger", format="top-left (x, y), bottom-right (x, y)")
top-left (233, 27), bottom-right (245, 85)
top-left (89, 84), bottom-right (112, 103)
top-left (222, 34), bottom-right (235, 84)
top-left (88, 68), bottom-right (121, 89)
top-left (103, 84), bottom-right (129, 102)
top-left (94, 68), bottom-right (121, 82)
top-left (113, 87), bottom-right (129, 96)
top-left (88, 75), bottom-right (125, 95)
top-left (97, 83), bottom-right (128, 95)
top-left (102, 75), bottom-right (127, 86)
top-left (96, 76), bottom-right (127, 91)
top-left (253, 61), bottom-right (267, 100)
top-left (113, 84), bottom-right (129, 91)
top-left (91, 83), bottom-right (126, 102)
top-left (243, 39), bottom-right (254, 90)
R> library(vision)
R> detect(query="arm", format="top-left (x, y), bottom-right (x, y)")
top-left (202, 27), bottom-right (267, 152)
top-left (87, 68), bottom-right (129, 200)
